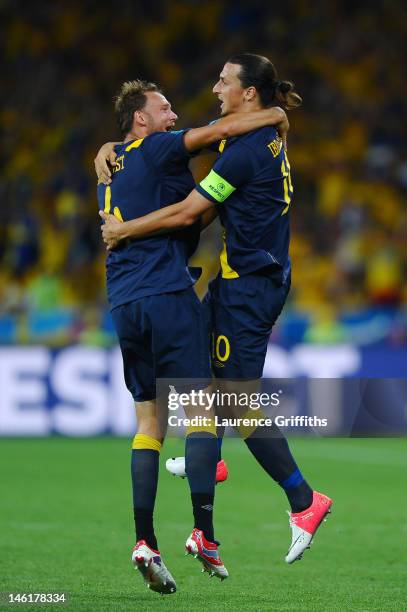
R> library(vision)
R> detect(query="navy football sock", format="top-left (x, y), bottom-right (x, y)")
top-left (217, 432), bottom-right (224, 462)
top-left (244, 425), bottom-right (313, 513)
top-left (279, 468), bottom-right (314, 513)
top-left (185, 432), bottom-right (218, 542)
top-left (133, 508), bottom-right (158, 551)
top-left (131, 448), bottom-right (159, 550)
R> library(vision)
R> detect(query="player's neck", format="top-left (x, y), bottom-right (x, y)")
top-left (239, 102), bottom-right (264, 113)
top-left (238, 100), bottom-right (263, 113)
top-left (124, 127), bottom-right (149, 143)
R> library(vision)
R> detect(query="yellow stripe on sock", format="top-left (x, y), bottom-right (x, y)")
top-left (132, 433), bottom-right (162, 452)
top-left (236, 409), bottom-right (267, 439)
top-left (186, 418), bottom-right (217, 437)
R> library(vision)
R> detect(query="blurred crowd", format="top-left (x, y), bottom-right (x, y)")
top-left (1, 0), bottom-right (406, 346)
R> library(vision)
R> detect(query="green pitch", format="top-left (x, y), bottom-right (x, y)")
top-left (1, 437), bottom-right (406, 611)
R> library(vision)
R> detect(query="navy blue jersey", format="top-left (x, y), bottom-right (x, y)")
top-left (195, 126), bottom-right (292, 285)
top-left (97, 131), bottom-right (200, 309)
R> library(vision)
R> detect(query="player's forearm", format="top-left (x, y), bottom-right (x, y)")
top-left (118, 203), bottom-right (198, 240)
top-left (184, 107), bottom-right (287, 152)
top-left (223, 107), bottom-right (287, 137)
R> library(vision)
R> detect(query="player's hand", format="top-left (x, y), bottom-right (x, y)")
top-left (99, 211), bottom-right (123, 250)
top-left (94, 142), bottom-right (119, 185)
top-left (275, 109), bottom-right (289, 151)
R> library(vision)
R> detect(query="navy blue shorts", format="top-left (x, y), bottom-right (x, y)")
top-left (203, 273), bottom-right (290, 379)
top-left (112, 288), bottom-right (211, 402)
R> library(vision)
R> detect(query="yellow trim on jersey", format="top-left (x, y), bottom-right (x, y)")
top-left (236, 409), bottom-right (267, 439)
top-left (104, 185), bottom-right (111, 213)
top-left (113, 206), bottom-right (123, 222)
top-left (125, 138), bottom-right (144, 152)
top-left (218, 139), bottom-right (227, 153)
top-left (281, 152), bottom-right (293, 215)
top-left (132, 433), bottom-right (162, 452)
top-left (220, 231), bottom-right (239, 279)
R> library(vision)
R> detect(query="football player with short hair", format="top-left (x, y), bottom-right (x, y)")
top-left (100, 54), bottom-right (333, 567)
top-left (96, 79), bottom-right (290, 593)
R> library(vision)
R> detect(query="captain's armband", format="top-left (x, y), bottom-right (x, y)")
top-left (199, 170), bottom-right (235, 203)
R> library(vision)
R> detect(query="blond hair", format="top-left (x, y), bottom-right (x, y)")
top-left (114, 80), bottom-right (161, 135)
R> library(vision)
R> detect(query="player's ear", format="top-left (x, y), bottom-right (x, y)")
top-left (244, 86), bottom-right (256, 102)
top-left (134, 110), bottom-right (146, 127)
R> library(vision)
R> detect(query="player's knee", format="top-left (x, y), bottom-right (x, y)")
top-left (135, 399), bottom-right (166, 441)
top-left (234, 408), bottom-right (267, 439)
top-left (136, 416), bottom-right (163, 442)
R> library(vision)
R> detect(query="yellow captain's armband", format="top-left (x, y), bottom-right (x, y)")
top-left (199, 170), bottom-right (235, 203)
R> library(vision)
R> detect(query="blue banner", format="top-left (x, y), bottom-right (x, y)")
top-left (0, 345), bottom-right (405, 436)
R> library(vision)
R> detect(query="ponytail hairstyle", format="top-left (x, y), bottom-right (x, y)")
top-left (227, 53), bottom-right (302, 110)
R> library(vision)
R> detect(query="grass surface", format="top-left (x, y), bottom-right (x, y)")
top-left (1, 437), bottom-right (406, 611)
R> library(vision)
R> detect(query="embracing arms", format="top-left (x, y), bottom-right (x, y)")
top-left (100, 189), bottom-right (214, 249)
top-left (182, 107), bottom-right (288, 153)
top-left (94, 107), bottom-right (289, 184)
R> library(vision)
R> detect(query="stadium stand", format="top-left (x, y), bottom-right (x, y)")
top-left (1, 0), bottom-right (406, 346)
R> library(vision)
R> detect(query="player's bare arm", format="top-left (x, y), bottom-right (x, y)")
top-left (94, 107), bottom-right (288, 184)
top-left (182, 106), bottom-right (288, 152)
top-left (100, 190), bottom-right (214, 250)
top-left (94, 142), bottom-right (121, 184)
top-left (100, 196), bottom-right (219, 250)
